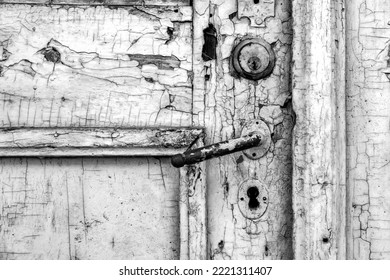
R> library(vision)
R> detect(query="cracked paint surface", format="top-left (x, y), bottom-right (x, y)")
top-left (193, 0), bottom-right (294, 259)
top-left (0, 157), bottom-right (180, 260)
top-left (0, 3), bottom-right (190, 260)
top-left (0, 0), bottom-right (294, 260)
top-left (292, 0), bottom-right (347, 259)
top-left (346, 0), bottom-right (390, 260)
top-left (0, 5), bottom-right (193, 127)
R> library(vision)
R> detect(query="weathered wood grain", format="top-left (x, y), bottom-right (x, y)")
top-left (179, 166), bottom-right (189, 259)
top-left (187, 140), bottom-right (207, 259)
top-left (0, 5), bottom-right (193, 128)
top-left (195, 0), bottom-right (294, 259)
top-left (346, 0), bottom-right (390, 260)
top-left (292, 0), bottom-right (347, 259)
top-left (0, 127), bottom-right (203, 156)
top-left (179, 159), bottom-right (207, 259)
top-left (0, 157), bottom-right (180, 260)
top-left (0, 0), bottom-right (297, 260)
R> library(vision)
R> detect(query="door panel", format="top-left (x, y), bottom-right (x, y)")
top-left (0, 4), bottom-right (193, 127)
top-left (0, 157), bottom-right (180, 260)
top-left (0, 2), bottom-right (194, 260)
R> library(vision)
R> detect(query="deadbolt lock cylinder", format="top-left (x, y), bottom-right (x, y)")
top-left (231, 37), bottom-right (275, 80)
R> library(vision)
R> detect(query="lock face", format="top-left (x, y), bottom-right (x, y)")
top-left (237, 179), bottom-right (269, 220)
top-left (231, 38), bottom-right (275, 80)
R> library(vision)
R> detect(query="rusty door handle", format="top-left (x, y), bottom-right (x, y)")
top-left (171, 132), bottom-right (262, 168)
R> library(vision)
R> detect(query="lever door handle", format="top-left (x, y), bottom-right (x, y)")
top-left (171, 132), bottom-right (262, 168)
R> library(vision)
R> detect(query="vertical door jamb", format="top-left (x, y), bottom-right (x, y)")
top-left (291, 0), bottom-right (347, 259)
top-left (180, 0), bottom-right (210, 260)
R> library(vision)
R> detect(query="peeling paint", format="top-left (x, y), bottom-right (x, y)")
top-left (201, 0), bottom-right (294, 260)
top-left (202, 24), bottom-right (218, 61)
top-left (0, 157), bottom-right (181, 260)
top-left (346, 0), bottom-right (390, 260)
top-left (0, 5), bottom-right (194, 128)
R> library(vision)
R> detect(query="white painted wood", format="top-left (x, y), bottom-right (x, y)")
top-left (0, 157), bottom-right (180, 260)
top-left (0, 5), bottom-right (193, 128)
top-left (292, 0), bottom-right (347, 259)
top-left (0, 0), bottom-right (191, 5)
top-left (179, 167), bottom-right (190, 259)
top-left (187, 162), bottom-right (207, 259)
top-left (179, 160), bottom-right (207, 259)
top-left (345, 0), bottom-right (390, 260)
top-left (0, 2), bottom-right (207, 260)
top-left (0, 0), bottom-right (302, 260)
top-left (0, 127), bottom-right (203, 156)
top-left (196, 0), bottom-right (294, 259)
top-left (187, 139), bottom-right (207, 259)
top-left (191, 0), bottom-right (209, 127)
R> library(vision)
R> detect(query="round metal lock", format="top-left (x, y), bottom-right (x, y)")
top-left (237, 179), bottom-right (269, 220)
top-left (241, 119), bottom-right (271, 160)
top-left (231, 38), bottom-right (275, 80)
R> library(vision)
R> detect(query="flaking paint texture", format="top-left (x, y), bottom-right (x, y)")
top-left (194, 0), bottom-right (294, 259)
top-left (346, 0), bottom-right (390, 260)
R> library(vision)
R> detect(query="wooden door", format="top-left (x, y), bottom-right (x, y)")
top-left (0, 0), bottom-right (294, 259)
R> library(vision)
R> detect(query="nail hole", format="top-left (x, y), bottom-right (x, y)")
top-left (236, 155), bottom-right (244, 164)
top-left (167, 27), bottom-right (174, 38)
top-left (218, 240), bottom-right (224, 249)
top-left (252, 153), bottom-right (257, 157)
top-left (322, 237), bottom-right (329, 243)
top-left (263, 197), bottom-right (267, 201)
top-left (240, 197), bottom-right (244, 201)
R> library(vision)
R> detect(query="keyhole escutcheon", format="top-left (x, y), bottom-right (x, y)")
top-left (237, 179), bottom-right (269, 220)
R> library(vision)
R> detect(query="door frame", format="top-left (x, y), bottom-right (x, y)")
top-left (291, 0), bottom-right (347, 259)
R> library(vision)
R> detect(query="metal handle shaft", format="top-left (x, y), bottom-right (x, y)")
top-left (171, 133), bottom-right (262, 168)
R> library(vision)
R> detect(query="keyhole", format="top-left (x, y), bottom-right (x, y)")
top-left (247, 186), bottom-right (260, 209)
top-left (247, 56), bottom-right (261, 71)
